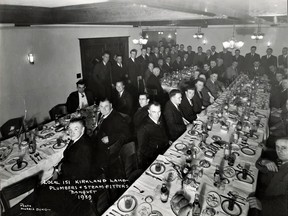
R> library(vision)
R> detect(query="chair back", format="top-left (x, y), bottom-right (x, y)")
top-left (49, 104), bottom-right (67, 120)
top-left (146, 88), bottom-right (158, 96)
top-left (0, 117), bottom-right (23, 139)
top-left (0, 173), bottom-right (41, 215)
top-left (119, 142), bottom-right (138, 179)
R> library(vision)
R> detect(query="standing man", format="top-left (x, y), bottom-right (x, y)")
top-left (111, 54), bottom-right (127, 86)
top-left (261, 48), bottom-right (278, 75)
top-left (278, 47), bottom-right (288, 69)
top-left (137, 102), bottom-right (169, 169)
top-left (210, 45), bottom-right (218, 62)
top-left (92, 51), bottom-right (112, 100)
top-left (193, 46), bottom-right (206, 68)
top-left (218, 47), bottom-right (233, 69)
top-left (233, 49), bottom-right (245, 73)
top-left (244, 46), bottom-right (261, 70)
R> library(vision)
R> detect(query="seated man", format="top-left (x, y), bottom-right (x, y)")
top-left (179, 86), bottom-right (197, 123)
top-left (164, 89), bottom-right (193, 141)
top-left (93, 98), bottom-right (131, 162)
top-left (37, 118), bottom-right (96, 216)
top-left (205, 72), bottom-right (225, 99)
top-left (133, 93), bottom-right (150, 130)
top-left (248, 138), bottom-right (288, 216)
top-left (113, 80), bottom-right (134, 116)
top-left (192, 78), bottom-right (214, 112)
top-left (172, 55), bottom-right (184, 71)
top-left (137, 102), bottom-right (169, 169)
top-left (66, 79), bottom-right (94, 113)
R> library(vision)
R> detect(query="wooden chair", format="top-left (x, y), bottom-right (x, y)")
top-left (0, 173), bottom-right (41, 216)
top-left (49, 104), bottom-right (67, 120)
top-left (0, 117), bottom-right (23, 139)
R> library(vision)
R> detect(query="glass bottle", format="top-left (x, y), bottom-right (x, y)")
top-left (160, 184), bottom-right (169, 203)
top-left (213, 165), bottom-right (221, 187)
top-left (192, 193), bottom-right (201, 216)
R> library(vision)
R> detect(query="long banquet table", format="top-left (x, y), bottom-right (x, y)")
top-left (102, 76), bottom-right (270, 216)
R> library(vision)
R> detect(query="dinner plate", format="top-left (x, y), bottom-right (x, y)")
top-left (11, 160), bottom-right (28, 171)
top-left (53, 142), bottom-right (67, 149)
top-left (199, 159), bottom-right (211, 168)
top-left (206, 191), bottom-right (221, 208)
top-left (231, 144), bottom-right (240, 151)
top-left (117, 195), bottom-right (137, 213)
top-left (137, 202), bottom-right (152, 216)
top-left (241, 147), bottom-right (256, 156)
top-left (0, 146), bottom-right (13, 162)
top-left (223, 167), bottom-right (236, 178)
top-left (149, 163), bottom-right (165, 175)
top-left (221, 200), bottom-right (242, 216)
top-left (202, 207), bottom-right (216, 216)
top-left (44, 132), bottom-right (55, 139)
top-left (188, 130), bottom-right (199, 136)
top-left (174, 143), bottom-right (187, 151)
top-left (236, 172), bottom-right (254, 184)
top-left (211, 135), bottom-right (222, 141)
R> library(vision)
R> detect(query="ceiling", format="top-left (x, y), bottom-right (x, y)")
top-left (0, 0), bottom-right (287, 26)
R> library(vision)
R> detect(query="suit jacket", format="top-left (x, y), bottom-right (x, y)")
top-left (146, 74), bottom-right (164, 96)
top-left (210, 52), bottom-right (218, 62)
top-left (193, 53), bottom-right (206, 66)
top-left (248, 66), bottom-right (265, 79)
top-left (202, 87), bottom-right (212, 107)
top-left (113, 90), bottom-right (134, 116)
top-left (66, 90), bottom-right (94, 113)
top-left (172, 61), bottom-right (184, 71)
top-left (224, 66), bottom-right (238, 84)
top-left (178, 50), bottom-right (186, 58)
top-left (218, 51), bottom-right (233, 68)
top-left (136, 55), bottom-right (149, 77)
top-left (205, 79), bottom-right (222, 99)
top-left (164, 100), bottom-right (186, 141)
top-left (111, 63), bottom-right (127, 85)
top-left (170, 52), bottom-right (178, 64)
top-left (261, 55), bottom-right (277, 74)
top-left (146, 53), bottom-right (154, 64)
top-left (92, 61), bottom-right (112, 99)
top-left (179, 95), bottom-right (197, 123)
top-left (181, 58), bottom-right (192, 67)
top-left (126, 58), bottom-right (140, 89)
top-left (163, 63), bottom-right (173, 74)
top-left (244, 53), bottom-right (261, 70)
top-left (151, 53), bottom-right (161, 66)
top-left (278, 54), bottom-right (288, 68)
top-left (137, 117), bottom-right (169, 159)
top-left (94, 109), bottom-right (131, 146)
top-left (133, 105), bottom-right (149, 130)
top-left (232, 55), bottom-right (245, 72)
top-left (59, 135), bottom-right (93, 180)
top-left (192, 90), bottom-right (203, 114)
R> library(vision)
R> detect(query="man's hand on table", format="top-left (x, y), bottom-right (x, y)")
top-left (247, 197), bottom-right (262, 211)
top-left (101, 136), bottom-right (109, 144)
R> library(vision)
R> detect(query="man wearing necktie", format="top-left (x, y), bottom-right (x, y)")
top-left (111, 54), bottom-right (127, 87)
top-left (261, 48), bottom-right (278, 75)
top-left (244, 46), bottom-right (261, 70)
top-left (278, 47), bottom-right (288, 69)
top-left (66, 79), bottom-right (95, 113)
top-left (179, 86), bottom-right (197, 123)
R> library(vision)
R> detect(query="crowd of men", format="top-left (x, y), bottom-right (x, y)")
top-left (37, 42), bottom-right (288, 215)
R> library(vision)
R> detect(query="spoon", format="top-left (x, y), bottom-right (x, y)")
top-left (133, 185), bottom-right (144, 193)
top-left (169, 153), bottom-right (181, 158)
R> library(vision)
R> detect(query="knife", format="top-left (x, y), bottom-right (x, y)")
top-left (145, 171), bottom-right (162, 181)
top-left (30, 155), bottom-right (38, 164)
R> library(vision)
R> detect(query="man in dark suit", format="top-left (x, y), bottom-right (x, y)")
top-left (178, 44), bottom-right (186, 58)
top-left (204, 49), bottom-right (213, 65)
top-left (126, 49), bottom-right (141, 92)
top-left (133, 93), bottom-right (150, 131)
top-left (151, 47), bottom-right (161, 66)
top-left (93, 98), bottom-right (131, 161)
top-left (193, 46), bottom-right (206, 68)
top-left (261, 48), bottom-right (277, 75)
top-left (270, 79), bottom-right (288, 109)
top-left (163, 56), bottom-right (173, 74)
top-left (137, 102), bottom-right (169, 169)
top-left (179, 86), bottom-right (197, 123)
top-left (233, 49), bottom-right (245, 73)
top-left (164, 89), bottom-right (193, 141)
top-left (278, 47), bottom-right (288, 69)
top-left (146, 46), bottom-right (154, 63)
top-left (92, 51), bottom-right (112, 100)
top-left (172, 55), bottom-right (184, 71)
top-left (244, 46), bottom-right (261, 70)
top-left (38, 118), bottom-right (96, 216)
top-left (182, 53), bottom-right (192, 68)
top-left (270, 71), bottom-right (284, 108)
top-left (137, 48), bottom-right (149, 80)
top-left (187, 45), bottom-right (195, 65)
top-left (111, 54), bottom-right (127, 86)
top-left (210, 45), bottom-right (218, 62)
top-left (218, 47), bottom-right (233, 69)
top-left (248, 60), bottom-right (265, 79)
top-left (157, 58), bottom-right (165, 78)
top-left (113, 80), bottom-right (134, 116)
top-left (202, 63), bottom-right (212, 79)
top-left (192, 78), bottom-right (205, 114)
top-left (66, 79), bottom-right (95, 113)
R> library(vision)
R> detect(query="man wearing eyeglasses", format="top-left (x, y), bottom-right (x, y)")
top-left (66, 79), bottom-right (95, 113)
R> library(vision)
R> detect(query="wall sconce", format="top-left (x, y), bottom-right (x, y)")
top-left (202, 39), bottom-right (208, 45)
top-left (27, 53), bottom-right (35, 64)
top-left (267, 41), bottom-right (271, 47)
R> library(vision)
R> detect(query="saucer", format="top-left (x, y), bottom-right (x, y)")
top-left (149, 163), bottom-right (165, 175)
top-left (11, 160), bottom-right (28, 171)
top-left (117, 195), bottom-right (137, 213)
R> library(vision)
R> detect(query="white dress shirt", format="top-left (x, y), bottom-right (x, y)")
top-left (78, 92), bottom-right (88, 109)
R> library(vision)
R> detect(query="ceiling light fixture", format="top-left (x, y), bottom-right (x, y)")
top-left (251, 23), bottom-right (264, 41)
top-left (133, 33), bottom-right (148, 45)
top-left (222, 25), bottom-right (244, 49)
top-left (193, 27), bottom-right (204, 39)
